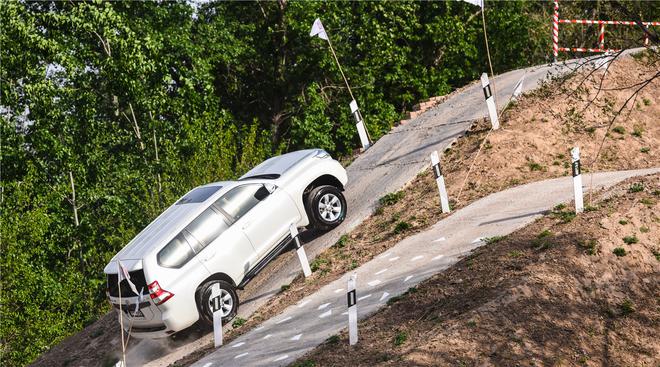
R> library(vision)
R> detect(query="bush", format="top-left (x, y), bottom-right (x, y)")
top-left (379, 191), bottom-right (405, 206)
top-left (393, 331), bottom-right (408, 346)
top-left (622, 235), bottom-right (638, 245)
top-left (613, 247), bottom-right (627, 257)
top-left (393, 221), bottom-right (411, 234)
top-left (612, 126), bottom-right (625, 134)
top-left (628, 183), bottom-right (644, 193)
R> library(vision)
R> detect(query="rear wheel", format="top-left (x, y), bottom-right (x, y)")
top-left (196, 280), bottom-right (238, 328)
top-left (305, 185), bottom-right (347, 230)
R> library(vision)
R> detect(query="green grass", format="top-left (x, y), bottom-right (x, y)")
top-left (393, 221), bottom-right (411, 234)
top-left (325, 335), bottom-right (340, 344)
top-left (631, 127), bottom-right (644, 138)
top-left (652, 249), bottom-right (660, 261)
top-left (528, 161), bottom-right (543, 171)
top-left (612, 247), bottom-right (627, 257)
top-left (581, 239), bottom-right (599, 255)
top-left (642, 97), bottom-right (651, 106)
top-left (280, 284), bottom-right (290, 292)
top-left (612, 126), bottom-right (625, 134)
top-left (640, 226), bottom-right (649, 233)
top-left (232, 317), bottom-right (247, 328)
top-left (393, 331), bottom-right (408, 346)
top-left (508, 250), bottom-right (523, 258)
top-left (618, 219), bottom-right (628, 225)
top-left (538, 229), bottom-right (552, 239)
top-left (640, 147), bottom-right (650, 154)
top-left (622, 235), bottom-right (638, 245)
top-left (467, 320), bottom-right (477, 328)
top-left (292, 360), bottom-right (316, 367)
top-left (379, 191), bottom-right (405, 206)
top-left (620, 299), bottom-right (635, 316)
top-left (310, 257), bottom-right (329, 272)
top-left (640, 198), bottom-right (655, 206)
top-left (628, 183), bottom-right (644, 193)
top-left (484, 235), bottom-right (506, 245)
top-left (584, 205), bottom-right (599, 212)
top-left (334, 234), bottom-right (349, 248)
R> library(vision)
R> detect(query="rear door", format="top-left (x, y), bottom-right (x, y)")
top-left (182, 205), bottom-right (257, 284)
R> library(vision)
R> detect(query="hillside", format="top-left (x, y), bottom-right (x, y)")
top-left (28, 51), bottom-right (659, 367)
top-left (294, 173), bottom-right (659, 366)
top-left (163, 51), bottom-right (659, 366)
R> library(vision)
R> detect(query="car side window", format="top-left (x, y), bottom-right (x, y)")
top-left (157, 232), bottom-right (195, 268)
top-left (213, 184), bottom-right (270, 222)
top-left (184, 207), bottom-right (230, 252)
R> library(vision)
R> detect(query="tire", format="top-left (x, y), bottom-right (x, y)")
top-left (196, 280), bottom-right (238, 328)
top-left (305, 185), bottom-right (347, 231)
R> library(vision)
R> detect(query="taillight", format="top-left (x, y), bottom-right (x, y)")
top-left (148, 280), bottom-right (174, 305)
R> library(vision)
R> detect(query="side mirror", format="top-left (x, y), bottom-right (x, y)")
top-left (254, 186), bottom-right (271, 201)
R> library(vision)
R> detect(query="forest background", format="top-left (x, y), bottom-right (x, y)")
top-left (1, 1), bottom-right (658, 365)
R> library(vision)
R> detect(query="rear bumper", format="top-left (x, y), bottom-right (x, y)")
top-left (111, 294), bottom-right (200, 339)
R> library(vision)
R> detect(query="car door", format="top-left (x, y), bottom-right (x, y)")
top-left (241, 184), bottom-right (301, 260)
top-left (216, 183), bottom-right (300, 261)
top-left (183, 205), bottom-right (257, 284)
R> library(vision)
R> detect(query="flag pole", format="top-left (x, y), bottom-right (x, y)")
top-left (322, 28), bottom-right (372, 145)
top-left (117, 262), bottom-right (127, 367)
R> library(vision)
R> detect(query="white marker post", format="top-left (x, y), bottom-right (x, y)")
top-left (290, 224), bottom-right (312, 277)
top-left (347, 273), bottom-right (358, 345)
top-left (350, 100), bottom-right (371, 150)
top-left (480, 73), bottom-right (499, 130)
top-left (210, 284), bottom-right (223, 347)
top-left (430, 151), bottom-right (450, 213)
top-left (512, 74), bottom-right (525, 101)
top-left (571, 147), bottom-right (584, 213)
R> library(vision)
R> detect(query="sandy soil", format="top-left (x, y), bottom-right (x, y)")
top-left (294, 173), bottom-right (659, 367)
top-left (31, 53), bottom-right (659, 367)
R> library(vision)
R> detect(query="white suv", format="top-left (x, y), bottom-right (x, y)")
top-left (103, 149), bottom-right (348, 338)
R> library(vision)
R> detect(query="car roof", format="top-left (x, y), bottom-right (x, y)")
top-left (106, 181), bottom-right (236, 269)
top-left (240, 149), bottom-right (321, 180)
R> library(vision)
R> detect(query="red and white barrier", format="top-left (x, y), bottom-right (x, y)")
top-left (552, 0), bottom-right (658, 57)
top-left (552, 0), bottom-right (559, 61)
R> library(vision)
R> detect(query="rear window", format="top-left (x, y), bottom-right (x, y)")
top-left (184, 207), bottom-right (230, 251)
top-left (176, 186), bottom-right (222, 205)
top-left (157, 232), bottom-right (195, 268)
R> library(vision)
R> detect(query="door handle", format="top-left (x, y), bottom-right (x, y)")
top-left (203, 251), bottom-right (217, 262)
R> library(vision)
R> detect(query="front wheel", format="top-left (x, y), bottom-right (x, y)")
top-left (196, 280), bottom-right (238, 328)
top-left (305, 185), bottom-right (347, 231)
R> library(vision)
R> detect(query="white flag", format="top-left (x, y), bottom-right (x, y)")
top-left (117, 260), bottom-right (139, 296)
top-left (132, 287), bottom-right (144, 315)
top-left (310, 18), bottom-right (328, 40)
top-left (460, 0), bottom-right (483, 8)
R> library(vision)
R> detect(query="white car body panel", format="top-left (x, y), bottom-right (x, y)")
top-left (103, 149), bottom-right (347, 338)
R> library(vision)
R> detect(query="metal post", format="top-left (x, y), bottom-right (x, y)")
top-left (598, 22), bottom-right (605, 49)
top-left (480, 73), bottom-right (499, 130)
top-left (290, 224), bottom-right (312, 277)
top-left (347, 273), bottom-right (358, 345)
top-left (571, 147), bottom-right (584, 213)
top-left (430, 151), bottom-right (450, 213)
top-left (211, 283), bottom-right (223, 347)
top-left (350, 100), bottom-right (371, 150)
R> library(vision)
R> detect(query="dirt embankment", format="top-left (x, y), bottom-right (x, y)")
top-left (295, 173), bottom-right (659, 367)
top-left (33, 53), bottom-right (659, 367)
top-left (176, 51), bottom-right (659, 366)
